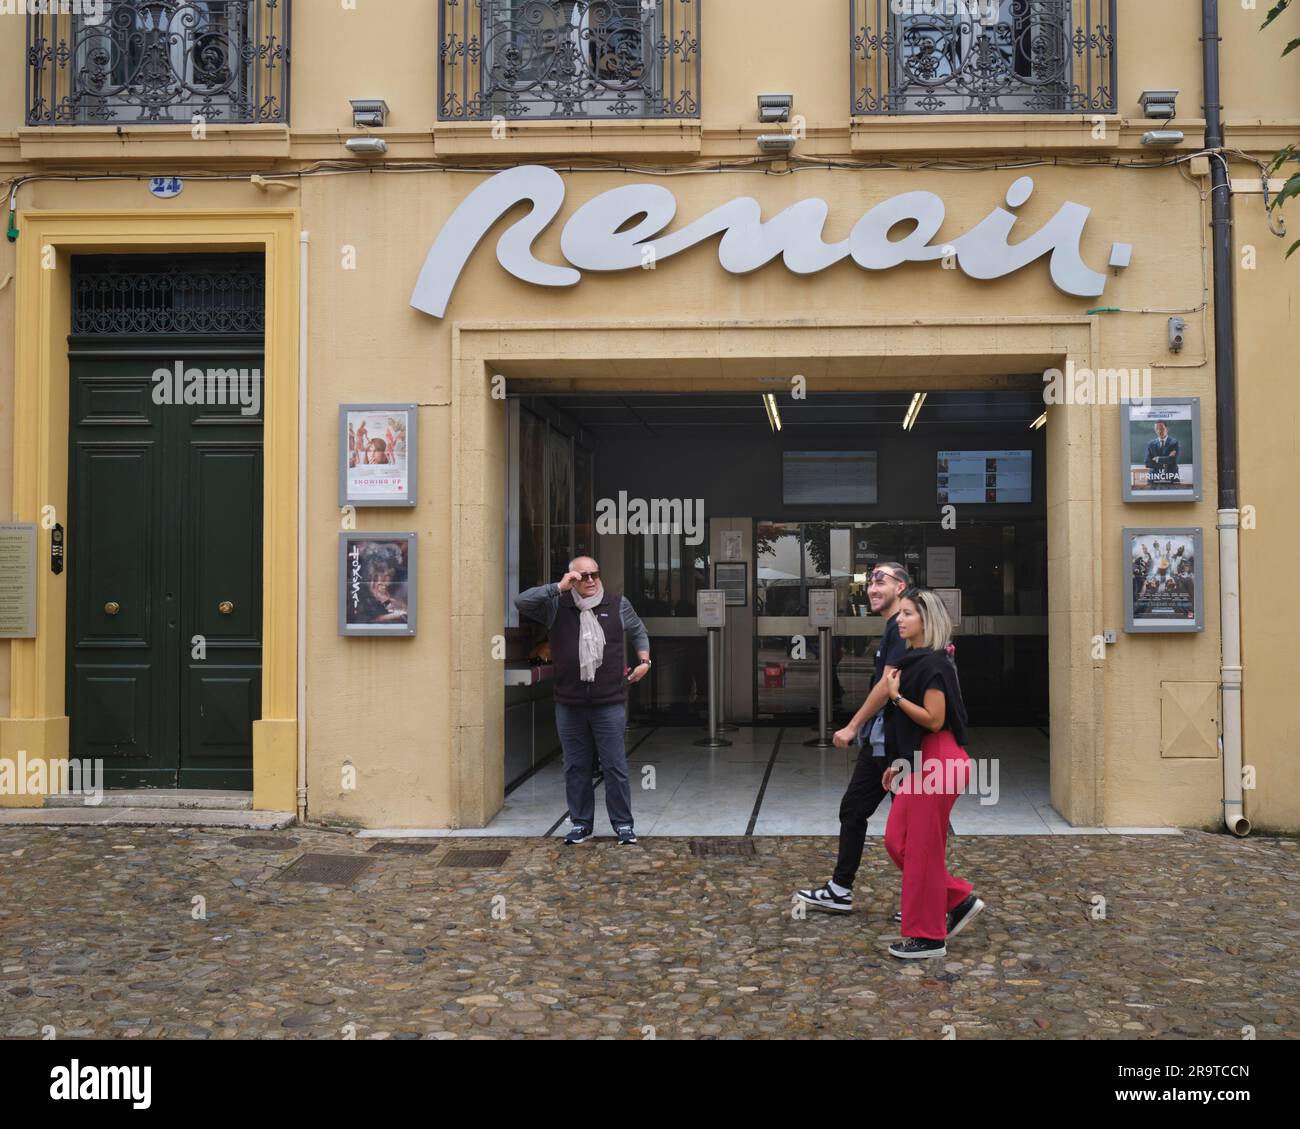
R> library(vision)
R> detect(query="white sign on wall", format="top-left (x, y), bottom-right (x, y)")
top-left (927, 546), bottom-right (957, 588)
top-left (697, 590), bottom-right (726, 629)
top-left (410, 165), bottom-right (1133, 319)
top-left (809, 589), bottom-right (838, 628)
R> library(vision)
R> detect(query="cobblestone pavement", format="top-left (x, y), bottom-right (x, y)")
top-left (0, 827), bottom-right (1295, 1040)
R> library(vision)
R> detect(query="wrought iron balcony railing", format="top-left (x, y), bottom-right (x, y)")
top-left (26, 0), bottom-right (290, 126)
top-left (851, 0), bottom-right (1116, 115)
top-left (439, 0), bottom-right (700, 121)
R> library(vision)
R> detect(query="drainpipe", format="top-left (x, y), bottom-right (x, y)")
top-left (297, 231), bottom-right (310, 825)
top-left (1202, 0), bottom-right (1250, 836)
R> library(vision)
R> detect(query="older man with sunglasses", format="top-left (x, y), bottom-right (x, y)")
top-left (795, 562), bottom-right (911, 913)
top-left (515, 557), bottom-right (650, 845)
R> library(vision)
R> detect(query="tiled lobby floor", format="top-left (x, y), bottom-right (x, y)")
top-left (359, 726), bottom-right (1182, 839)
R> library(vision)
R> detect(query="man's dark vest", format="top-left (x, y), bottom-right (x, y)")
top-left (550, 587), bottom-right (627, 706)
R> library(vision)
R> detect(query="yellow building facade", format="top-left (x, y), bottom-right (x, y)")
top-left (0, 0), bottom-right (1296, 831)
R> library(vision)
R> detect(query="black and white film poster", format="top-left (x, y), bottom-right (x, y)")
top-left (1121, 397), bottom-right (1202, 502)
top-left (1124, 527), bottom-right (1204, 633)
top-left (338, 533), bottom-right (417, 636)
top-left (339, 404), bottom-right (418, 507)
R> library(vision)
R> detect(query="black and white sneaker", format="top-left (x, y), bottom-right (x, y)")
top-left (888, 937), bottom-right (947, 960)
top-left (563, 825), bottom-right (593, 845)
top-left (794, 882), bottom-right (854, 913)
top-left (891, 910), bottom-right (902, 924)
top-left (946, 894), bottom-right (985, 938)
top-left (615, 825), bottom-right (638, 845)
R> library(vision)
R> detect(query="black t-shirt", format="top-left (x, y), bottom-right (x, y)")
top-left (872, 614), bottom-right (904, 685)
top-left (869, 614), bottom-right (906, 753)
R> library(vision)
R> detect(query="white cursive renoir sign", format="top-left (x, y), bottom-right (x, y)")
top-left (410, 165), bottom-right (1132, 318)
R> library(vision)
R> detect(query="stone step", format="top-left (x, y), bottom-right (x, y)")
top-left (43, 789), bottom-right (253, 811)
top-left (0, 807), bottom-right (294, 830)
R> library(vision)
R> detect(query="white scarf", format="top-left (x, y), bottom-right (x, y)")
top-left (572, 582), bottom-right (607, 682)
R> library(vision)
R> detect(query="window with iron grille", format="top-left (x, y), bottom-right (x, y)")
top-left (70, 254), bottom-right (265, 337)
top-left (26, 0), bottom-right (290, 126)
top-left (439, 0), bottom-right (700, 120)
top-left (851, 0), bottom-right (1116, 115)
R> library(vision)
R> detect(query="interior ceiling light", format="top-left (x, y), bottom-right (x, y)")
top-left (902, 392), bottom-right (927, 432)
top-left (763, 393), bottom-right (782, 432)
top-left (1030, 411), bottom-right (1048, 430)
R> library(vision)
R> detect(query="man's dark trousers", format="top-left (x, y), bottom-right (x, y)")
top-left (556, 701), bottom-right (634, 830)
top-left (832, 746), bottom-right (891, 888)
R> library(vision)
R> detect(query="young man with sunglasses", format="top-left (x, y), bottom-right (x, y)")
top-left (515, 557), bottom-right (650, 845)
top-left (794, 562), bottom-right (911, 913)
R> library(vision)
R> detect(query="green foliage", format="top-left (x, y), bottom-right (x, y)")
top-left (1264, 0), bottom-right (1300, 255)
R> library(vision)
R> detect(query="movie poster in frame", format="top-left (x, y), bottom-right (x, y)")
top-left (339, 532), bottom-right (417, 636)
top-left (1120, 397), bottom-right (1202, 502)
top-left (339, 404), bottom-right (417, 507)
top-left (1123, 527), bottom-right (1204, 633)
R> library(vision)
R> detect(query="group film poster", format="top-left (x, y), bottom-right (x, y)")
top-left (1124, 527), bottom-right (1203, 633)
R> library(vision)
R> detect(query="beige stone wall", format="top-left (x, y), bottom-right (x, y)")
top-left (0, 1), bottom-right (1296, 828)
top-left (1234, 180), bottom-right (1300, 833)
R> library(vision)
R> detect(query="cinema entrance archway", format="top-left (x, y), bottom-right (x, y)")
top-left (452, 317), bottom-right (1103, 828)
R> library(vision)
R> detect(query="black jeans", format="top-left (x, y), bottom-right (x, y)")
top-left (555, 701), bottom-right (634, 831)
top-left (832, 745), bottom-right (892, 889)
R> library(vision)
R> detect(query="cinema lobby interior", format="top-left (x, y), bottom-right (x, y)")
top-left (486, 387), bottom-right (1148, 840)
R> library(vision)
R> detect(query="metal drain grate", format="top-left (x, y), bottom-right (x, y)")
top-left (688, 838), bottom-right (758, 859)
top-left (231, 835), bottom-right (300, 851)
top-left (367, 841), bottom-right (436, 856)
top-left (276, 853), bottom-right (373, 885)
top-left (438, 849), bottom-right (511, 869)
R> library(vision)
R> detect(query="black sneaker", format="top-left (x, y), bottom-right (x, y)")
top-left (615, 825), bottom-right (638, 845)
top-left (946, 894), bottom-right (985, 938)
top-left (563, 825), bottom-right (593, 845)
top-left (794, 882), bottom-right (854, 913)
top-left (888, 937), bottom-right (947, 960)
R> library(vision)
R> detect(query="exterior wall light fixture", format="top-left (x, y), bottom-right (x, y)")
top-left (757, 93), bottom-right (793, 123)
top-left (1139, 89), bottom-right (1178, 119)
top-left (757, 133), bottom-right (797, 154)
top-left (350, 99), bottom-right (390, 128)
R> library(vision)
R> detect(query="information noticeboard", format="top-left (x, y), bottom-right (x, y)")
top-left (714, 562), bottom-right (748, 606)
top-left (0, 524), bottom-right (37, 639)
top-left (809, 588), bottom-right (837, 628)
top-left (927, 546), bottom-right (957, 588)
top-left (697, 590), bottom-right (726, 628)
top-left (935, 587), bottom-right (962, 628)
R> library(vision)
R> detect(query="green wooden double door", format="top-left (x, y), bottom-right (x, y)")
top-left (67, 338), bottom-right (264, 789)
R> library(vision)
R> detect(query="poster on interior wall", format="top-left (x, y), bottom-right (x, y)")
top-left (339, 404), bottom-right (417, 507)
top-left (935, 588), bottom-right (962, 628)
top-left (1124, 527), bottom-right (1203, 633)
top-left (338, 533), bottom-right (417, 636)
top-left (1121, 398), bottom-right (1201, 502)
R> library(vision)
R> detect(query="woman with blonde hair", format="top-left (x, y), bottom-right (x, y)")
top-left (879, 587), bottom-right (984, 959)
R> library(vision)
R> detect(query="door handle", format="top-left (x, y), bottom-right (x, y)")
top-left (218, 601), bottom-right (235, 616)
top-left (103, 601), bottom-right (121, 616)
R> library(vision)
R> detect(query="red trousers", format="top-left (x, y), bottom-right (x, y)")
top-left (884, 729), bottom-right (973, 940)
